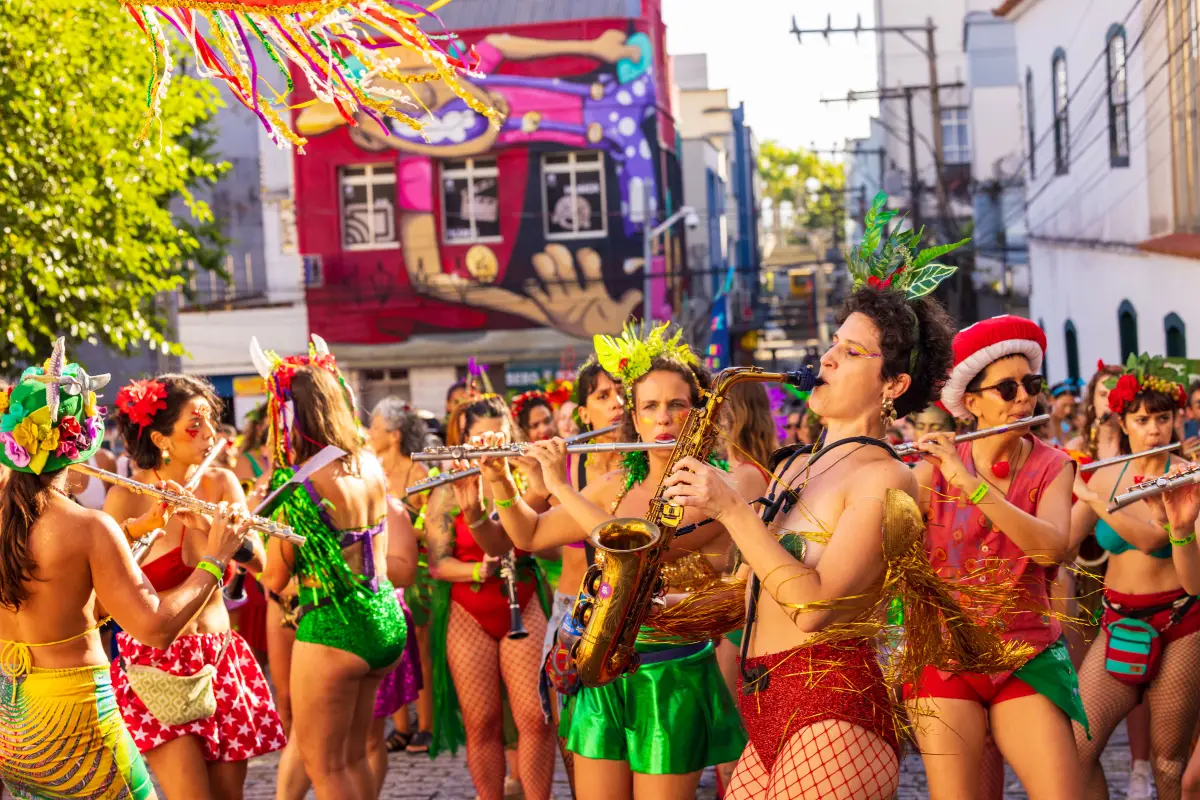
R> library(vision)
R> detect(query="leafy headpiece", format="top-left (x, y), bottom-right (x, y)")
top-left (1105, 353), bottom-right (1187, 415)
top-left (250, 334), bottom-right (359, 467)
top-left (0, 339), bottom-right (110, 475)
top-left (594, 322), bottom-right (699, 404)
top-left (847, 193), bottom-right (969, 300)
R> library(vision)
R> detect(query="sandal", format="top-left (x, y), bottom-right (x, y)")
top-left (385, 730), bottom-right (411, 753)
top-left (406, 730), bottom-right (432, 754)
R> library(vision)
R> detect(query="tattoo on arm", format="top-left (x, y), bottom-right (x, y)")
top-left (426, 487), bottom-right (456, 566)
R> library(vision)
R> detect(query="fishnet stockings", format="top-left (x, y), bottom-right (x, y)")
top-left (1075, 628), bottom-right (1200, 800)
top-left (724, 721), bottom-right (899, 800)
top-left (447, 601), bottom-right (556, 800)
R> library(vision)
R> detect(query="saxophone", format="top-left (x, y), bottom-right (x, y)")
top-left (565, 365), bottom-right (815, 687)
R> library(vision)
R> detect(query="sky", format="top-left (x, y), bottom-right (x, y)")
top-left (661, 0), bottom-right (881, 153)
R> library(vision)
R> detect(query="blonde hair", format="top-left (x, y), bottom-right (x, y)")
top-left (725, 382), bottom-right (780, 468)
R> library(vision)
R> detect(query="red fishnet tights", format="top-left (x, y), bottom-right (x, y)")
top-left (724, 721), bottom-right (900, 800)
top-left (447, 600), bottom-right (556, 800)
top-left (1075, 628), bottom-right (1200, 800)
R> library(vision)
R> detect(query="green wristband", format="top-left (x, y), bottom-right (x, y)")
top-left (196, 560), bottom-right (224, 582)
top-left (471, 562), bottom-right (483, 584)
top-left (968, 482), bottom-right (989, 505)
top-left (1169, 524), bottom-right (1197, 546)
top-left (494, 494), bottom-right (518, 509)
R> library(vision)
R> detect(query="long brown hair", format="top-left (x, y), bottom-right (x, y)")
top-left (288, 366), bottom-right (364, 473)
top-left (0, 472), bottom-right (51, 610)
top-left (724, 382), bottom-right (779, 468)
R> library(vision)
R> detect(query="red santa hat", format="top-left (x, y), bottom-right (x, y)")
top-left (941, 315), bottom-right (1046, 419)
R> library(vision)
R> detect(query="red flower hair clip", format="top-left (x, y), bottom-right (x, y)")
top-left (510, 390), bottom-right (548, 422)
top-left (115, 379), bottom-right (168, 434)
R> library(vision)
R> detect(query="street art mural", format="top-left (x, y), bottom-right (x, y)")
top-left (291, 21), bottom-right (679, 344)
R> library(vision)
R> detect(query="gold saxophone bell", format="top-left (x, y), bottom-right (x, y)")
top-left (569, 518), bottom-right (662, 686)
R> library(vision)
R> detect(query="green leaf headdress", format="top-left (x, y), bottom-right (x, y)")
top-left (846, 192), bottom-right (970, 372)
top-left (846, 192), bottom-right (969, 300)
top-left (593, 322), bottom-right (699, 406)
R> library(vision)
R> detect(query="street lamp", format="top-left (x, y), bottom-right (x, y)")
top-left (643, 206), bottom-right (699, 323)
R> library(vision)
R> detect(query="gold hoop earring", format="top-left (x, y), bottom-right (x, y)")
top-left (881, 397), bottom-right (896, 428)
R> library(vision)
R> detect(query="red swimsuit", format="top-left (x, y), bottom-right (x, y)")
top-left (449, 514), bottom-right (534, 641)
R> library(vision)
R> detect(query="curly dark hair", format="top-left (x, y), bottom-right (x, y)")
top-left (835, 287), bottom-right (956, 418)
top-left (371, 396), bottom-right (430, 457)
top-left (618, 358), bottom-right (713, 443)
top-left (116, 374), bottom-right (224, 470)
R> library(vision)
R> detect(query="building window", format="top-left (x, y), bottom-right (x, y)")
top-left (1107, 26), bottom-right (1130, 168)
top-left (441, 158), bottom-right (500, 243)
top-left (1026, 69), bottom-right (1037, 180)
top-left (940, 107), bottom-right (970, 165)
top-left (1052, 49), bottom-right (1069, 175)
top-left (541, 152), bottom-right (607, 239)
top-left (1118, 299), bottom-right (1138, 361)
top-left (1167, 0), bottom-right (1200, 231)
top-left (339, 165), bottom-right (398, 250)
top-left (1064, 321), bottom-right (1080, 382)
top-left (1166, 312), bottom-right (1187, 357)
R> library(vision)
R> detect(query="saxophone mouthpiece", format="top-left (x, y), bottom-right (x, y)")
top-left (784, 366), bottom-right (817, 392)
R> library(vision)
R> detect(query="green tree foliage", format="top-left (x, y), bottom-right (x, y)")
top-left (0, 0), bottom-right (226, 371)
top-left (758, 141), bottom-right (846, 230)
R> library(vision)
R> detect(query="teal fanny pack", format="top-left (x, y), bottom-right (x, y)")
top-left (1104, 616), bottom-right (1160, 684)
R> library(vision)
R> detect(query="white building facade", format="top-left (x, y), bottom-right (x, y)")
top-left (1003, 0), bottom-right (1200, 383)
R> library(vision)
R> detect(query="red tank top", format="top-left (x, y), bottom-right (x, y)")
top-left (925, 435), bottom-right (1073, 658)
top-left (141, 547), bottom-right (194, 593)
top-left (448, 513), bottom-right (535, 641)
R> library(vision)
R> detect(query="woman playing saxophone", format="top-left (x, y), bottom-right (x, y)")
top-left (469, 324), bottom-right (752, 800)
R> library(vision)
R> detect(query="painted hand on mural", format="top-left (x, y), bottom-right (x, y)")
top-left (525, 245), bottom-right (644, 337)
top-left (407, 240), bottom-right (641, 338)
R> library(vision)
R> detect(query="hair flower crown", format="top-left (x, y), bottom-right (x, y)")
top-left (1105, 353), bottom-right (1187, 415)
top-left (847, 192), bottom-right (970, 299)
top-left (115, 379), bottom-right (168, 435)
top-left (510, 390), bottom-right (548, 422)
top-left (594, 322), bottom-right (698, 400)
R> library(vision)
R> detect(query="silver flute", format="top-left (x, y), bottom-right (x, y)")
top-left (129, 440), bottom-right (227, 562)
top-left (1080, 442), bottom-right (1180, 473)
top-left (412, 440), bottom-right (674, 463)
top-left (405, 424), bottom-right (622, 495)
top-left (892, 414), bottom-right (1051, 458)
top-left (70, 460), bottom-right (305, 545)
top-left (1108, 464), bottom-right (1200, 512)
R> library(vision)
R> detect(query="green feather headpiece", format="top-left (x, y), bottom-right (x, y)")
top-left (593, 322), bottom-right (698, 404)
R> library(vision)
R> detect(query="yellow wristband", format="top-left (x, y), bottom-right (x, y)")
top-left (494, 494), bottom-right (518, 509)
top-left (968, 482), bottom-right (989, 505)
top-left (195, 560), bottom-right (224, 582)
top-left (471, 562), bottom-right (483, 583)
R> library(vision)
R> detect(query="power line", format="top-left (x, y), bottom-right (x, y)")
top-left (1001, 0), bottom-right (1173, 230)
top-left (1001, 0), bottom-right (1158, 191)
top-left (1010, 8), bottom-right (1195, 234)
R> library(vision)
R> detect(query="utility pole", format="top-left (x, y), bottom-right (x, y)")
top-left (820, 82), bottom-right (961, 234)
top-left (791, 14), bottom-right (950, 229)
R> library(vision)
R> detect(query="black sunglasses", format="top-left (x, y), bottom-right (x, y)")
top-left (971, 374), bottom-right (1044, 402)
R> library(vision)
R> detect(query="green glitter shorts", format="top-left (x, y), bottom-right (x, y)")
top-left (297, 580), bottom-right (408, 671)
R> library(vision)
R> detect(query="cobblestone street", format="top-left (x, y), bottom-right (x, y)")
top-left (237, 723), bottom-right (1133, 799)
